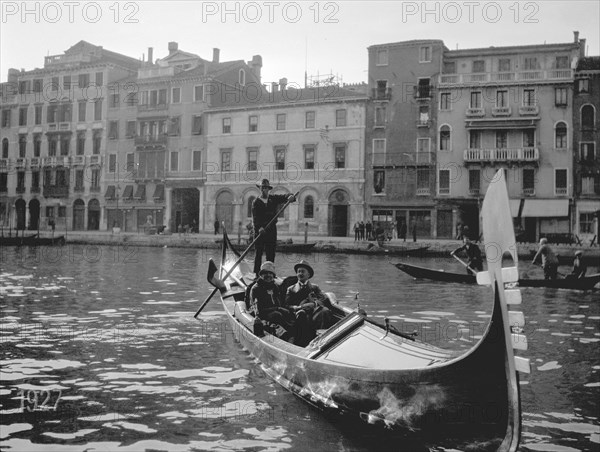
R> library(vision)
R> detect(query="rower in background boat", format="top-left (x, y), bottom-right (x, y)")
top-left (450, 236), bottom-right (484, 273)
top-left (531, 238), bottom-right (559, 280)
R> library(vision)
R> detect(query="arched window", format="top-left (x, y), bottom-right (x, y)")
top-left (247, 196), bottom-right (255, 218)
top-left (581, 105), bottom-right (595, 130)
top-left (2, 138), bottom-right (8, 158)
top-left (439, 125), bottom-right (451, 151)
top-left (239, 69), bottom-right (246, 86)
top-left (304, 196), bottom-right (314, 219)
top-left (555, 122), bottom-right (567, 149)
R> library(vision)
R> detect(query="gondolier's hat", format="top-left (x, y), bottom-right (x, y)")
top-left (294, 260), bottom-right (314, 278)
top-left (257, 179), bottom-right (273, 190)
top-left (259, 261), bottom-right (276, 276)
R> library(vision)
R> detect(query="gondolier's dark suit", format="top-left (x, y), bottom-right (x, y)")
top-left (252, 193), bottom-right (290, 275)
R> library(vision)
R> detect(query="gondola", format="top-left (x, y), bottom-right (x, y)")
top-left (395, 262), bottom-right (600, 290)
top-left (198, 170), bottom-right (527, 451)
top-left (216, 239), bottom-right (316, 253)
top-left (0, 233), bottom-right (39, 246)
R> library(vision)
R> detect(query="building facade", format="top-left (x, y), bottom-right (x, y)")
top-left (573, 56), bottom-right (600, 244)
top-left (1, 41), bottom-right (142, 233)
top-left (205, 83), bottom-right (367, 237)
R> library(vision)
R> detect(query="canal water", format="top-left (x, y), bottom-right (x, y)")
top-left (1, 245), bottom-right (598, 451)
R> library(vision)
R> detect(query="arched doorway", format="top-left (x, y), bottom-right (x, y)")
top-left (73, 199), bottom-right (85, 230)
top-left (328, 190), bottom-right (349, 237)
top-left (88, 199), bottom-right (100, 230)
top-left (28, 199), bottom-right (40, 230)
top-left (215, 191), bottom-right (234, 233)
top-left (15, 199), bottom-right (26, 230)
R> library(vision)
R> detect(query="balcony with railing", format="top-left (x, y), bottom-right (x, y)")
top-left (135, 135), bottom-right (168, 146)
top-left (466, 108), bottom-right (485, 117)
top-left (15, 158), bottom-right (27, 170)
top-left (439, 69), bottom-right (573, 86)
top-left (71, 155), bottom-right (86, 166)
top-left (43, 185), bottom-right (69, 197)
top-left (492, 107), bottom-right (511, 117)
top-left (464, 147), bottom-right (539, 163)
top-left (522, 187), bottom-right (535, 196)
top-left (30, 157), bottom-right (42, 168)
top-left (468, 188), bottom-right (480, 196)
top-left (0, 159), bottom-right (8, 172)
top-left (88, 155), bottom-right (102, 166)
top-left (519, 105), bottom-right (540, 116)
top-left (137, 103), bottom-right (169, 113)
top-left (47, 122), bottom-right (71, 132)
top-left (416, 187), bottom-right (431, 196)
top-left (43, 156), bottom-right (70, 167)
top-left (371, 87), bottom-right (392, 101)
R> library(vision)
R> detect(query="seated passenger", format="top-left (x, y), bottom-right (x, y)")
top-left (249, 262), bottom-right (296, 340)
top-left (568, 250), bottom-right (587, 279)
top-left (285, 260), bottom-right (333, 346)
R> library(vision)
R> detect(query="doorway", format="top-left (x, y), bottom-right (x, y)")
top-left (328, 189), bottom-right (349, 237)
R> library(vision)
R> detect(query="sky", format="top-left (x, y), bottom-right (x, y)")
top-left (1, 1), bottom-right (599, 85)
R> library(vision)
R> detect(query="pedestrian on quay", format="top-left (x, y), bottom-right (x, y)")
top-left (365, 221), bottom-right (372, 240)
top-left (359, 221), bottom-right (365, 240)
top-left (251, 179), bottom-right (296, 276)
top-left (354, 222), bottom-right (360, 241)
top-left (399, 221), bottom-right (407, 242)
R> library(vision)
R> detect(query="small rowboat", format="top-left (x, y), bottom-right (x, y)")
top-left (201, 170), bottom-right (528, 451)
top-left (0, 233), bottom-right (39, 246)
top-left (395, 262), bottom-right (600, 290)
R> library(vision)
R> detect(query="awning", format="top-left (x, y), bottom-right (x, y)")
top-left (153, 184), bottom-right (165, 201)
top-left (521, 199), bottom-right (569, 217)
top-left (122, 185), bottom-right (134, 200)
top-left (509, 199), bottom-right (522, 217)
top-left (134, 184), bottom-right (146, 200)
top-left (104, 185), bottom-right (115, 199)
top-left (465, 119), bottom-right (538, 129)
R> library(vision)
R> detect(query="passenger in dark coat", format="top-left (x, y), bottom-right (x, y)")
top-left (451, 237), bottom-right (484, 273)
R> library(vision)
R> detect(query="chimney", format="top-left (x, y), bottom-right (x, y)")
top-left (573, 31), bottom-right (579, 43)
top-left (168, 41), bottom-right (178, 55)
top-left (580, 38), bottom-right (586, 58)
top-left (271, 82), bottom-right (278, 93)
top-left (279, 77), bottom-right (288, 91)
top-left (213, 48), bottom-right (220, 63)
top-left (148, 47), bottom-right (153, 64)
top-left (250, 55), bottom-right (262, 81)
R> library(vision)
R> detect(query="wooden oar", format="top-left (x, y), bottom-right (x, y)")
top-left (451, 253), bottom-right (477, 275)
top-left (194, 191), bottom-right (299, 318)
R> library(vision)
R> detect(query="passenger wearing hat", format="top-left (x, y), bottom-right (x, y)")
top-left (568, 250), bottom-right (587, 279)
top-left (251, 179), bottom-right (296, 276)
top-left (249, 261), bottom-right (297, 337)
top-left (285, 260), bottom-right (333, 346)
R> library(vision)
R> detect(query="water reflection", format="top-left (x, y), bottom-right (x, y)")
top-left (1, 246), bottom-right (598, 451)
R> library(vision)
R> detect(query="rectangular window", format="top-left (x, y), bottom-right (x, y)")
top-left (523, 129), bottom-right (535, 147)
top-left (373, 139), bottom-right (386, 165)
top-left (168, 117), bottom-right (180, 136)
top-left (63, 75), bottom-right (71, 90)
top-left (31, 171), bottom-right (40, 190)
top-left (555, 87), bottom-right (568, 106)
top-left (304, 145), bottom-right (315, 170)
top-left (470, 91), bottom-right (481, 108)
top-left (523, 89), bottom-right (536, 106)
top-left (417, 78), bottom-right (430, 98)
top-left (91, 169), bottom-right (100, 189)
top-left (496, 90), bottom-right (508, 107)
top-left (472, 60), bottom-right (485, 73)
top-left (47, 104), bottom-right (57, 123)
top-left (275, 147), bottom-right (285, 170)
top-left (192, 150), bottom-right (202, 171)
top-left (580, 213), bottom-right (595, 233)
top-left (51, 77), bottom-right (59, 90)
top-left (247, 147), bottom-right (258, 171)
top-left (19, 136), bottom-right (27, 157)
top-left (221, 149), bottom-right (231, 171)
top-left (416, 169), bottom-right (430, 195)
top-left (419, 46), bottom-right (431, 63)
top-left (78, 101), bottom-right (86, 122)
top-left (158, 89), bottom-right (167, 105)
top-left (1, 109), bottom-right (11, 128)
top-left (34, 105), bottom-right (42, 125)
top-left (33, 135), bottom-right (41, 157)
top-left (374, 170), bottom-right (385, 194)
top-left (109, 93), bottom-right (120, 108)
top-left (580, 142), bottom-right (596, 161)
top-left (126, 120), bottom-right (136, 138)
top-left (170, 151), bottom-right (178, 171)
top-left (376, 49), bottom-right (388, 65)
top-left (439, 169), bottom-right (450, 194)
top-left (222, 117), bottom-right (231, 133)
top-left (417, 137), bottom-right (430, 154)
top-left (305, 111), bottom-right (315, 128)
top-left (109, 154), bottom-right (117, 173)
top-left (555, 169), bottom-right (567, 195)
top-left (555, 56), bottom-right (569, 69)
top-left (335, 109), bottom-right (346, 127)
top-left (78, 73), bottom-right (89, 89)
top-left (192, 115), bottom-right (202, 135)
top-left (577, 79), bottom-right (590, 94)
top-left (108, 120), bottom-right (119, 139)
top-left (17, 171), bottom-right (25, 191)
top-left (496, 130), bottom-right (508, 148)
top-left (194, 85), bottom-right (204, 102)
top-left (469, 169), bottom-right (480, 194)
top-left (469, 130), bottom-right (481, 148)
top-left (276, 114), bottom-right (286, 131)
top-left (125, 153), bottom-right (135, 174)
top-left (523, 169), bottom-right (535, 194)
top-left (375, 106), bottom-right (386, 126)
top-left (94, 99), bottom-right (102, 120)
top-left (440, 92), bottom-right (451, 110)
top-left (249, 115), bottom-right (258, 132)
top-left (443, 61), bottom-right (456, 73)
top-left (48, 137), bottom-right (57, 156)
top-left (523, 57), bottom-right (539, 70)
top-left (334, 143), bottom-right (346, 169)
top-left (75, 169), bottom-right (84, 190)
top-left (19, 107), bottom-right (27, 126)
top-left (93, 131), bottom-right (101, 154)
top-left (498, 58), bottom-right (511, 72)
top-left (60, 136), bottom-right (69, 156)
top-left (95, 72), bottom-right (103, 86)
top-left (172, 87), bottom-right (181, 103)
top-left (76, 132), bottom-right (85, 155)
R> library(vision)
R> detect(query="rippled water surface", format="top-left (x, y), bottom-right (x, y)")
top-left (1, 245), bottom-right (599, 451)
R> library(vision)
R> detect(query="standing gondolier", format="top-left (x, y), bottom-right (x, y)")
top-left (252, 179), bottom-right (296, 276)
